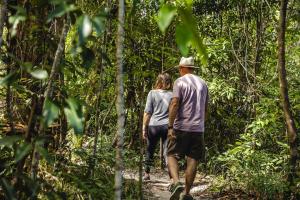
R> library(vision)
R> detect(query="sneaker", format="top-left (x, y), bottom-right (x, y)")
top-left (142, 174), bottom-right (150, 181)
top-left (169, 182), bottom-right (184, 200)
top-left (179, 193), bottom-right (194, 200)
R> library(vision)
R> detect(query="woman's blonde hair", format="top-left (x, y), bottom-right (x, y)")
top-left (154, 73), bottom-right (172, 90)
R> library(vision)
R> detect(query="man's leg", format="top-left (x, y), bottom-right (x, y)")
top-left (184, 156), bottom-right (198, 195)
top-left (167, 155), bottom-right (180, 183)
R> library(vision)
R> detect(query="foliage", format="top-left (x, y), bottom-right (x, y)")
top-left (0, 0), bottom-right (300, 199)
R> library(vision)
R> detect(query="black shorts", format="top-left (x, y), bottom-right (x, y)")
top-left (167, 129), bottom-right (205, 161)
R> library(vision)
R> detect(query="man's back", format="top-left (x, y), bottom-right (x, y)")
top-left (173, 74), bottom-right (208, 132)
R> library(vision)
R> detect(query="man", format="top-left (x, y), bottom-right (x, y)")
top-left (167, 56), bottom-right (208, 200)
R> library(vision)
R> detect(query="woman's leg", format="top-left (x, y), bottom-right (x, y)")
top-left (145, 126), bottom-right (160, 174)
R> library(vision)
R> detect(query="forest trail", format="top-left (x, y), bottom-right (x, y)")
top-left (124, 169), bottom-right (213, 199)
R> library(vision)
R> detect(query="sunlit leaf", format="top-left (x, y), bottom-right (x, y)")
top-left (176, 24), bottom-right (192, 56)
top-left (30, 69), bottom-right (48, 79)
top-left (43, 99), bottom-right (59, 128)
top-left (157, 5), bottom-right (176, 33)
top-left (78, 15), bottom-right (92, 45)
top-left (179, 8), bottom-right (208, 64)
top-left (191, 36), bottom-right (207, 65)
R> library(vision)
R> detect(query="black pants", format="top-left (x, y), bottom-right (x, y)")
top-left (145, 125), bottom-right (168, 173)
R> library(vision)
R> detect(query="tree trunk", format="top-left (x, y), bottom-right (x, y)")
top-left (115, 0), bottom-right (125, 198)
top-left (277, 0), bottom-right (298, 185)
top-left (5, 0), bottom-right (17, 135)
top-left (0, 0), bottom-right (7, 48)
top-left (31, 19), bottom-right (70, 180)
top-left (138, 83), bottom-right (144, 200)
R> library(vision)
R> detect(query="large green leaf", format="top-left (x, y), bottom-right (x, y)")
top-left (35, 142), bottom-right (53, 163)
top-left (92, 16), bottom-right (105, 36)
top-left (176, 23), bottom-right (192, 56)
top-left (157, 5), bottom-right (177, 33)
top-left (0, 178), bottom-right (17, 200)
top-left (30, 69), bottom-right (48, 80)
top-left (14, 142), bottom-right (32, 163)
top-left (0, 136), bottom-right (22, 147)
top-left (43, 99), bottom-right (59, 128)
top-left (0, 73), bottom-right (16, 86)
top-left (64, 98), bottom-right (84, 135)
top-left (179, 8), bottom-right (208, 64)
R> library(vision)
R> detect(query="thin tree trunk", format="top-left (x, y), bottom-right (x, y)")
top-left (31, 20), bottom-right (70, 180)
top-left (5, 0), bottom-right (17, 135)
top-left (277, 0), bottom-right (298, 184)
top-left (138, 83), bottom-right (144, 200)
top-left (44, 21), bottom-right (69, 100)
top-left (90, 50), bottom-right (104, 177)
top-left (115, 0), bottom-right (125, 198)
top-left (0, 0), bottom-right (7, 48)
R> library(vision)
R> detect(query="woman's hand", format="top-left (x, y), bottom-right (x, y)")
top-left (142, 130), bottom-right (147, 140)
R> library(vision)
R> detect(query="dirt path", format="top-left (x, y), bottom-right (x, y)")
top-left (124, 169), bottom-right (214, 200)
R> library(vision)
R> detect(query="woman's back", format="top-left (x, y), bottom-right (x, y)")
top-left (144, 89), bottom-right (172, 126)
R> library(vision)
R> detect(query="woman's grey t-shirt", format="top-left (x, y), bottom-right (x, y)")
top-left (144, 89), bottom-right (172, 126)
top-left (173, 74), bottom-right (208, 133)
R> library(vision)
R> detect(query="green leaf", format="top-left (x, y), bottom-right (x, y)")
top-left (8, 6), bottom-right (26, 37)
top-left (191, 36), bottom-right (207, 65)
top-left (30, 69), bottom-right (48, 79)
top-left (0, 178), bottom-right (17, 200)
top-left (47, 3), bottom-right (76, 23)
top-left (15, 142), bottom-right (32, 163)
top-left (35, 144), bottom-right (53, 163)
top-left (92, 16), bottom-right (105, 36)
top-left (0, 136), bottom-right (22, 147)
top-left (64, 98), bottom-right (84, 134)
top-left (179, 8), bottom-right (208, 64)
top-left (185, 0), bottom-right (193, 6)
top-left (0, 73), bottom-right (16, 86)
top-left (43, 99), bottom-right (59, 128)
top-left (176, 24), bottom-right (192, 56)
top-left (157, 5), bottom-right (176, 33)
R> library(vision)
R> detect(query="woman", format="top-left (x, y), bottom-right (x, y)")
top-left (142, 73), bottom-right (172, 180)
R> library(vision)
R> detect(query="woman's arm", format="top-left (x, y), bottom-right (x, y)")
top-left (142, 112), bottom-right (151, 139)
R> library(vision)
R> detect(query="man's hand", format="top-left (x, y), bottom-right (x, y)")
top-left (168, 97), bottom-right (179, 131)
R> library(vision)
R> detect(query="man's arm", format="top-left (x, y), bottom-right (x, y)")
top-left (205, 94), bottom-right (209, 121)
top-left (142, 112), bottom-right (151, 139)
top-left (168, 97), bottom-right (180, 129)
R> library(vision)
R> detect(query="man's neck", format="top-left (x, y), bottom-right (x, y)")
top-left (181, 72), bottom-right (193, 76)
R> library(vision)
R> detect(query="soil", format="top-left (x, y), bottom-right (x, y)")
top-left (124, 169), bottom-right (214, 200)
